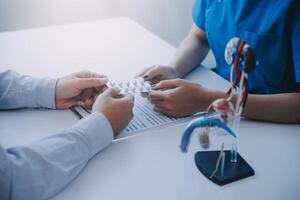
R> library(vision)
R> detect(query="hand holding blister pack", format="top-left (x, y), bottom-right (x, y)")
top-left (104, 77), bottom-right (193, 138)
top-left (106, 78), bottom-right (153, 94)
top-left (72, 77), bottom-right (204, 139)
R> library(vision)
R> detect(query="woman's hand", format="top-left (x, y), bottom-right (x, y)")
top-left (135, 65), bottom-right (179, 83)
top-left (55, 71), bottom-right (108, 109)
top-left (149, 79), bottom-right (213, 117)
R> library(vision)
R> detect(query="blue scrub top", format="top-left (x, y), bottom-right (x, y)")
top-left (193, 0), bottom-right (300, 94)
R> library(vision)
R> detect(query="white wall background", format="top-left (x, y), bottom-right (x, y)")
top-left (0, 0), bottom-right (194, 46)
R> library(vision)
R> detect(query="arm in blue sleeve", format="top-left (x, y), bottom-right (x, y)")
top-left (0, 112), bottom-right (113, 200)
top-left (0, 70), bottom-right (57, 109)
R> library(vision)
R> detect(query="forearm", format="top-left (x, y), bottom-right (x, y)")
top-left (0, 70), bottom-right (57, 109)
top-left (201, 89), bottom-right (300, 123)
top-left (0, 112), bottom-right (113, 200)
top-left (243, 93), bottom-right (300, 123)
top-left (171, 25), bottom-right (210, 78)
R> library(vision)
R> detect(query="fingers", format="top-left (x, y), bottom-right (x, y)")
top-left (154, 79), bottom-right (182, 90)
top-left (150, 99), bottom-right (165, 107)
top-left (153, 106), bottom-right (175, 118)
top-left (77, 98), bottom-right (94, 108)
top-left (149, 90), bottom-right (167, 101)
top-left (75, 86), bottom-right (106, 106)
top-left (100, 88), bottom-right (134, 104)
top-left (153, 106), bottom-right (167, 114)
top-left (149, 81), bottom-right (180, 101)
top-left (135, 65), bottom-right (163, 81)
top-left (119, 93), bottom-right (134, 102)
top-left (135, 65), bottom-right (178, 85)
top-left (115, 93), bottom-right (135, 110)
top-left (56, 99), bottom-right (78, 109)
top-left (143, 67), bottom-right (161, 81)
top-left (149, 91), bottom-right (170, 112)
top-left (75, 70), bottom-right (107, 79)
top-left (80, 88), bottom-right (94, 100)
top-left (135, 66), bottom-right (153, 78)
top-left (102, 88), bottom-right (121, 98)
top-left (113, 93), bottom-right (135, 121)
top-left (148, 88), bottom-right (179, 117)
top-left (75, 89), bottom-right (94, 108)
top-left (148, 77), bottom-right (163, 84)
top-left (77, 77), bottom-right (108, 90)
top-left (99, 85), bottom-right (108, 93)
top-left (122, 94), bottom-right (135, 116)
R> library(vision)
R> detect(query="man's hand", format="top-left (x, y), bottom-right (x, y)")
top-left (55, 71), bottom-right (108, 109)
top-left (135, 65), bottom-right (178, 83)
top-left (92, 88), bottom-right (134, 135)
top-left (149, 79), bottom-right (212, 117)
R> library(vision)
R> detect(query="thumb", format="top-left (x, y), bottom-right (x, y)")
top-left (116, 93), bottom-right (135, 110)
top-left (118, 93), bottom-right (134, 102)
top-left (154, 79), bottom-right (181, 90)
top-left (102, 88), bottom-right (121, 98)
top-left (76, 77), bottom-right (108, 90)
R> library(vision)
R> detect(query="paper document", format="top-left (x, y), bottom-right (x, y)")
top-left (118, 94), bottom-right (186, 138)
top-left (73, 95), bottom-right (195, 139)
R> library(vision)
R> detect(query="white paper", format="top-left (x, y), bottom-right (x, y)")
top-left (73, 94), bottom-right (193, 139)
top-left (117, 94), bottom-right (186, 138)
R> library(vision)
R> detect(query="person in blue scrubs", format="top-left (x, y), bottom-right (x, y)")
top-left (137, 0), bottom-right (300, 123)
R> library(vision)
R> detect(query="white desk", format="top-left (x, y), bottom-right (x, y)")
top-left (0, 18), bottom-right (299, 200)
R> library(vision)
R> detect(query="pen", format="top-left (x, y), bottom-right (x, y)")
top-left (80, 106), bottom-right (91, 114)
top-left (70, 106), bottom-right (83, 119)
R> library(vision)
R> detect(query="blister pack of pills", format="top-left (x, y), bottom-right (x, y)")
top-left (106, 78), bottom-right (153, 94)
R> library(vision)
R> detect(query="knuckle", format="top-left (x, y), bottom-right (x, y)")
top-left (165, 103), bottom-right (174, 110)
top-left (167, 92), bottom-right (175, 99)
top-left (149, 92), bottom-right (161, 100)
top-left (80, 70), bottom-right (91, 74)
top-left (164, 93), bottom-right (172, 101)
top-left (175, 78), bottom-right (183, 84)
top-left (153, 65), bottom-right (160, 69)
top-left (160, 80), bottom-right (167, 85)
top-left (148, 92), bottom-right (155, 98)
